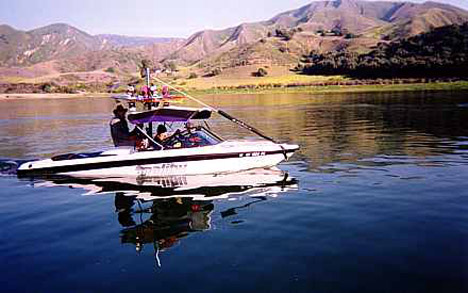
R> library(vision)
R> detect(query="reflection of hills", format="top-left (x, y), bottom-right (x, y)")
top-left (206, 91), bottom-right (468, 169)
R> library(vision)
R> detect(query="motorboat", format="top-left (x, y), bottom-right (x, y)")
top-left (17, 93), bottom-right (299, 178)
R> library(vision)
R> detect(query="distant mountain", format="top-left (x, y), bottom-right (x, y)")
top-left (268, 0), bottom-right (387, 32)
top-left (0, 24), bottom-right (29, 67)
top-left (0, 23), bottom-right (103, 66)
top-left (368, 1), bottom-right (468, 39)
top-left (163, 23), bottom-right (269, 64)
top-left (166, 0), bottom-right (468, 66)
top-left (1, 0), bottom-right (468, 80)
top-left (97, 34), bottom-right (183, 48)
top-left (267, 0), bottom-right (468, 36)
top-left (0, 23), bottom-right (185, 69)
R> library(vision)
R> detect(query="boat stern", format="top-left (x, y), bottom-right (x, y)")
top-left (279, 143), bottom-right (300, 160)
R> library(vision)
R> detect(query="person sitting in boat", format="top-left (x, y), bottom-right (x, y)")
top-left (110, 105), bottom-right (137, 147)
top-left (154, 124), bottom-right (169, 145)
top-left (126, 84), bottom-right (135, 97)
top-left (134, 124), bottom-right (150, 150)
top-left (161, 85), bottom-right (171, 99)
top-left (154, 124), bottom-right (182, 149)
top-left (141, 85), bottom-right (150, 99)
top-left (185, 122), bottom-right (197, 134)
top-left (150, 83), bottom-right (157, 97)
top-left (162, 123), bottom-right (207, 149)
top-left (184, 122), bottom-right (203, 147)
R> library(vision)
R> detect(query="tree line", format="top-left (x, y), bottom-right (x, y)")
top-left (299, 23), bottom-right (468, 78)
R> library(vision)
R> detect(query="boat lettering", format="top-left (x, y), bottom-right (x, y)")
top-left (137, 163), bottom-right (188, 176)
top-left (239, 152), bottom-right (266, 158)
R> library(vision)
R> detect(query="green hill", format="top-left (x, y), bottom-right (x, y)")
top-left (300, 22), bottom-right (468, 78)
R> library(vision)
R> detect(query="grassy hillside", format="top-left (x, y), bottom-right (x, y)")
top-left (300, 22), bottom-right (468, 78)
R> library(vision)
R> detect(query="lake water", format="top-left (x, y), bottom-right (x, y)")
top-left (1, 91), bottom-right (467, 292)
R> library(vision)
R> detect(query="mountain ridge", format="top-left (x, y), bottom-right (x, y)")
top-left (0, 23), bottom-right (185, 66)
top-left (1, 0), bottom-right (468, 82)
top-left (165, 0), bottom-right (468, 67)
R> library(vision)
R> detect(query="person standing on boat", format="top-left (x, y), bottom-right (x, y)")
top-left (110, 105), bottom-right (137, 147)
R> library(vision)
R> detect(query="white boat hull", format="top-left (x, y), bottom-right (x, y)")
top-left (18, 141), bottom-right (298, 178)
top-left (68, 153), bottom-right (288, 177)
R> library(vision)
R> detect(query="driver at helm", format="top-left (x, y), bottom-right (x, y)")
top-left (154, 124), bottom-right (169, 144)
top-left (154, 124), bottom-right (182, 149)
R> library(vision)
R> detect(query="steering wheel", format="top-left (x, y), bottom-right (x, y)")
top-left (164, 129), bottom-right (186, 148)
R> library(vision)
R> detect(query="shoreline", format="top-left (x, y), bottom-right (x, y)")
top-left (0, 93), bottom-right (111, 100)
top-left (1, 81), bottom-right (468, 100)
top-left (189, 81), bottom-right (468, 95)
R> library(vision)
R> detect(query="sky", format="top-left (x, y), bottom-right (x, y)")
top-left (1, 0), bottom-right (467, 38)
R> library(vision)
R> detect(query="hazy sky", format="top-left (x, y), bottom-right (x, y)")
top-left (1, 0), bottom-right (467, 37)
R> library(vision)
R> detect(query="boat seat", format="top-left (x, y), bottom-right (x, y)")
top-left (100, 148), bottom-right (134, 156)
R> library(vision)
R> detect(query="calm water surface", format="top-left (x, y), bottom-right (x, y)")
top-left (1, 91), bottom-right (468, 292)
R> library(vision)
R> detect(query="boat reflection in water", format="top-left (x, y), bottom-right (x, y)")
top-left (32, 167), bottom-right (298, 267)
top-left (115, 194), bottom-right (215, 267)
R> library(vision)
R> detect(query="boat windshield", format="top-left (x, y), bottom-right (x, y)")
top-left (164, 127), bottom-right (222, 149)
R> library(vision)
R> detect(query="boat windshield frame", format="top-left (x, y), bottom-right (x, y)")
top-left (128, 107), bottom-right (212, 124)
top-left (161, 126), bottom-right (223, 149)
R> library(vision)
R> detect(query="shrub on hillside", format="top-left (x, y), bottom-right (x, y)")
top-left (105, 67), bottom-right (115, 73)
top-left (41, 82), bottom-right (57, 93)
top-left (299, 23), bottom-right (468, 78)
top-left (164, 61), bottom-right (177, 72)
top-left (252, 68), bottom-right (268, 77)
top-left (275, 29), bottom-right (294, 41)
top-left (207, 68), bottom-right (222, 77)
